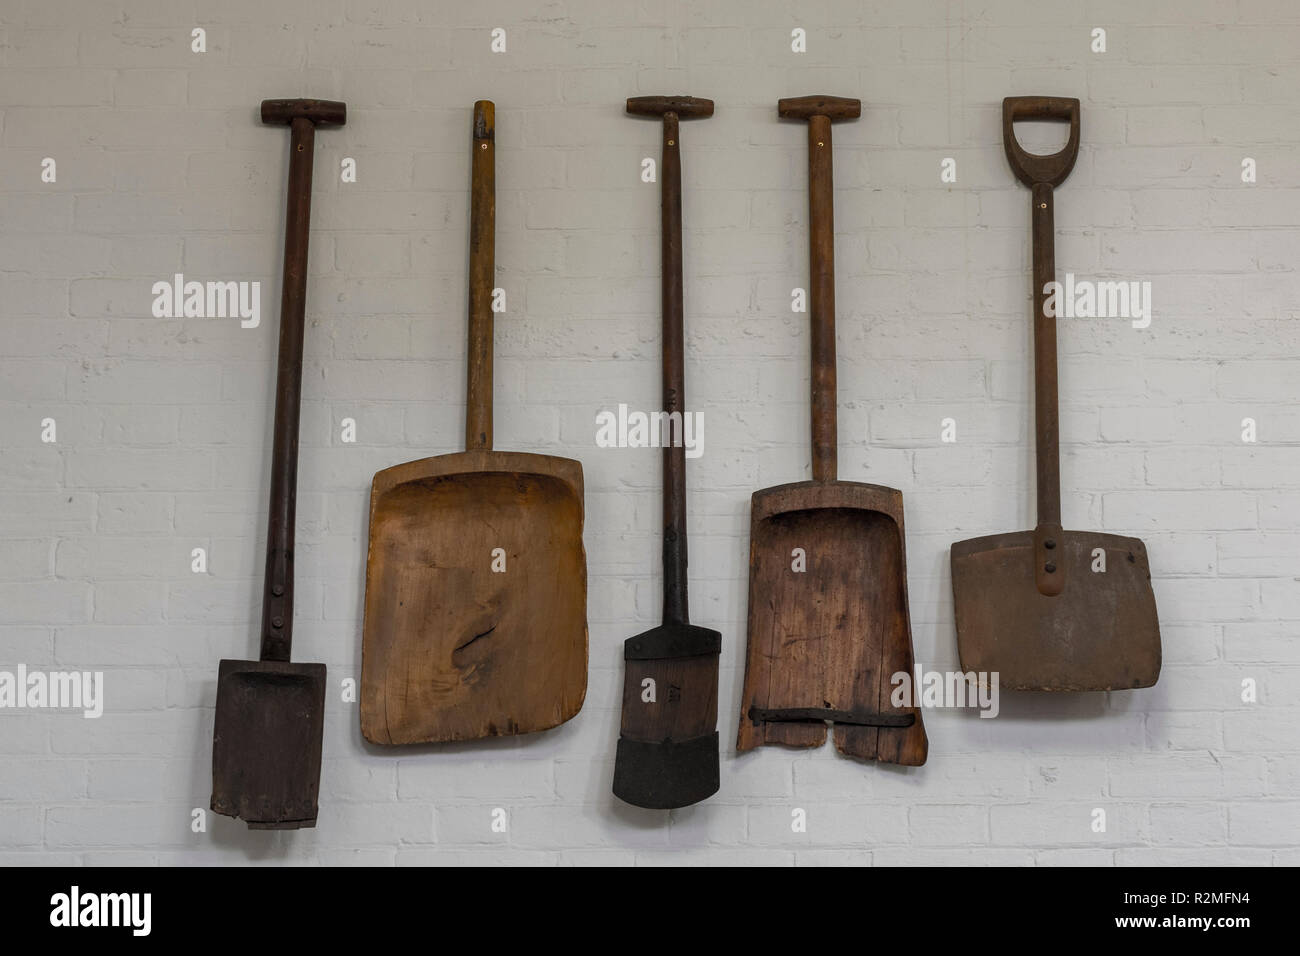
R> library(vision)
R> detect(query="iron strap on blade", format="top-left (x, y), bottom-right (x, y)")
top-left (736, 95), bottom-right (927, 767)
top-left (211, 98), bottom-right (345, 830)
top-left (950, 97), bottom-right (1161, 692)
top-left (748, 707), bottom-right (916, 728)
top-left (359, 102), bottom-right (588, 745)
top-left (613, 95), bottom-right (721, 810)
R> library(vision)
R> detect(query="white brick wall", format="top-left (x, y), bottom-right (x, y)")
top-left (1, 0), bottom-right (1296, 865)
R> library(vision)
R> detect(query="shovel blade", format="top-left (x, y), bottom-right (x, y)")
top-left (614, 623), bottom-right (721, 809)
top-left (951, 529), bottom-right (1161, 691)
top-left (211, 659), bottom-right (326, 829)
top-left (361, 451), bottom-right (588, 745)
top-left (738, 481), bottom-right (927, 765)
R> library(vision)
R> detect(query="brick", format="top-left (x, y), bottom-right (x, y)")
top-left (1229, 802), bottom-right (1300, 846)
top-left (0, 808), bottom-right (43, 848)
top-left (0, 759), bottom-right (85, 801)
top-left (909, 803), bottom-right (989, 845)
top-left (0, 582), bottom-right (90, 624)
top-left (46, 805), bottom-right (194, 847)
top-left (990, 803), bottom-right (1148, 847)
top-left (1104, 492), bottom-right (1256, 531)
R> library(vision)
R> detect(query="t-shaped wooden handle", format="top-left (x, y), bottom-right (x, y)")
top-left (260, 98), bottom-right (346, 127)
top-left (777, 95), bottom-right (861, 121)
top-left (626, 95), bottom-right (715, 119)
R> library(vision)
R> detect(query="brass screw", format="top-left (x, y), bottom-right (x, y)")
top-left (296, 144), bottom-right (304, 151)
top-left (1039, 202), bottom-right (1047, 208)
top-left (818, 141), bottom-right (824, 147)
top-left (480, 143), bottom-right (488, 150)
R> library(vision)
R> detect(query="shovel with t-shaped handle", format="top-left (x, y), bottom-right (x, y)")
top-left (737, 95), bottom-right (927, 765)
top-left (210, 98), bottom-right (345, 829)
top-left (613, 95), bottom-right (721, 809)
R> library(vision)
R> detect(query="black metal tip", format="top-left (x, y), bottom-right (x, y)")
top-left (613, 732), bottom-right (719, 809)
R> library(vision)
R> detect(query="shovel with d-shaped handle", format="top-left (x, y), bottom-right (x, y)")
top-left (951, 97), bottom-right (1161, 691)
top-left (211, 98), bottom-right (344, 829)
top-left (737, 96), bottom-right (926, 765)
top-left (613, 95), bottom-right (721, 809)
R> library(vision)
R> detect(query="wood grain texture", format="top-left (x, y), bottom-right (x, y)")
top-left (361, 451), bottom-right (587, 744)
top-left (619, 651), bottom-right (719, 743)
top-left (738, 481), bottom-right (927, 765)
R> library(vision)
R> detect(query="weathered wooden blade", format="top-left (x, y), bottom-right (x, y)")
top-left (951, 529), bottom-right (1161, 691)
top-left (211, 659), bottom-right (326, 829)
top-left (360, 450), bottom-right (587, 745)
top-left (738, 480), bottom-right (928, 766)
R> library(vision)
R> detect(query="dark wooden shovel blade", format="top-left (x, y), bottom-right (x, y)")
top-left (211, 658), bottom-right (326, 829)
top-left (738, 481), bottom-right (928, 766)
top-left (361, 450), bottom-right (587, 745)
top-left (614, 622), bottom-right (721, 809)
top-left (951, 529), bottom-right (1161, 691)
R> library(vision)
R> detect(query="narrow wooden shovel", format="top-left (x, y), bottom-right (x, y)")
top-left (737, 96), bottom-right (927, 765)
top-left (613, 95), bottom-right (720, 809)
top-left (360, 102), bottom-right (587, 745)
top-left (211, 98), bottom-right (345, 829)
top-left (951, 97), bottom-right (1161, 691)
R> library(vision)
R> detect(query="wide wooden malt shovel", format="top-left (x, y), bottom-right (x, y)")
top-left (613, 95), bottom-right (720, 809)
top-left (360, 102), bottom-right (587, 745)
top-left (211, 99), bottom-right (345, 829)
top-left (737, 96), bottom-right (927, 765)
top-left (951, 97), bottom-right (1161, 691)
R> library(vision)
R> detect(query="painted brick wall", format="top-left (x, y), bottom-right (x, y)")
top-left (1, 0), bottom-right (1297, 865)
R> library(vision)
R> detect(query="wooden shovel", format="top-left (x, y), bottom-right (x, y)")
top-left (951, 97), bottom-right (1161, 691)
top-left (736, 96), bottom-right (927, 765)
top-left (360, 101), bottom-right (587, 745)
top-left (210, 98), bottom-right (345, 829)
top-left (613, 95), bottom-right (720, 809)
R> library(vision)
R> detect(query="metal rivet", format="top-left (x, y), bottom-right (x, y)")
top-left (272, 584), bottom-right (284, 596)
top-left (667, 139), bottom-right (675, 145)
top-left (1039, 202), bottom-right (1047, 208)
top-left (296, 144), bottom-right (304, 151)
top-left (480, 143), bottom-right (487, 150)
top-left (271, 616), bottom-right (284, 628)
top-left (1044, 562), bottom-right (1056, 574)
top-left (1044, 539), bottom-right (1056, 550)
